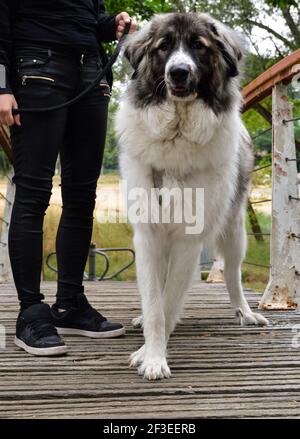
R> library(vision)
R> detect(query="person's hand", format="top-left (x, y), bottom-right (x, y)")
top-left (115, 12), bottom-right (138, 40)
top-left (0, 94), bottom-right (21, 126)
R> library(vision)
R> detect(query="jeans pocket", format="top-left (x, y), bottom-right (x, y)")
top-left (14, 49), bottom-right (54, 85)
top-left (16, 57), bottom-right (48, 69)
top-left (15, 48), bottom-right (52, 68)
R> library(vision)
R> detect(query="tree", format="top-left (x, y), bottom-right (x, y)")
top-left (102, 0), bottom-right (299, 170)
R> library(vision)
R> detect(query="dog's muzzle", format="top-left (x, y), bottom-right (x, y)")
top-left (166, 62), bottom-right (197, 99)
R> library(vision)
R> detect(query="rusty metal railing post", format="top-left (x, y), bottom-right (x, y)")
top-left (259, 83), bottom-right (300, 310)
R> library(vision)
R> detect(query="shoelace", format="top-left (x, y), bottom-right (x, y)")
top-left (28, 319), bottom-right (58, 339)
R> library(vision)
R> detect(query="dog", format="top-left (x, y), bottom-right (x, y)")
top-left (116, 12), bottom-right (269, 380)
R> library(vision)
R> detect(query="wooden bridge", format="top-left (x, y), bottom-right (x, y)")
top-left (0, 47), bottom-right (300, 418)
top-left (1, 281), bottom-right (300, 419)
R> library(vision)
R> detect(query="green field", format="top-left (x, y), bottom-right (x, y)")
top-left (244, 212), bottom-right (270, 292)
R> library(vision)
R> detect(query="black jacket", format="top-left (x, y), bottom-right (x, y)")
top-left (0, 0), bottom-right (117, 94)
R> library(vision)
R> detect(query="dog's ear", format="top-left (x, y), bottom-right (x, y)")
top-left (208, 21), bottom-right (243, 78)
top-left (123, 23), bottom-right (153, 78)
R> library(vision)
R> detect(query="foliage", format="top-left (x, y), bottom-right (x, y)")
top-left (103, 101), bottom-right (119, 170)
top-left (0, 149), bottom-right (10, 175)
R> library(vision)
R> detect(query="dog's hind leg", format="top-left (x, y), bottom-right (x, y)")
top-left (131, 226), bottom-right (171, 380)
top-left (218, 207), bottom-right (269, 326)
top-left (163, 237), bottom-right (201, 341)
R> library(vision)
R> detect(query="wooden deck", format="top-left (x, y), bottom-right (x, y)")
top-left (0, 281), bottom-right (300, 419)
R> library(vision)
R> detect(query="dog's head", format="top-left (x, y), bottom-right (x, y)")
top-left (124, 13), bottom-right (244, 112)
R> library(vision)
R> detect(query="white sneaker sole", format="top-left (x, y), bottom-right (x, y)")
top-left (14, 337), bottom-right (68, 356)
top-left (56, 326), bottom-right (126, 338)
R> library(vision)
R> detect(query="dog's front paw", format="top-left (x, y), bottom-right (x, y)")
top-left (235, 308), bottom-right (269, 326)
top-left (138, 357), bottom-right (171, 380)
top-left (132, 315), bottom-right (143, 328)
top-left (129, 345), bottom-right (145, 367)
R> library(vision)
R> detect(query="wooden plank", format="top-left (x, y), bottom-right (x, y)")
top-left (0, 281), bottom-right (300, 418)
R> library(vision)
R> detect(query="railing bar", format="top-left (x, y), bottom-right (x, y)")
top-left (252, 163), bottom-right (272, 172)
top-left (286, 158), bottom-right (300, 165)
top-left (201, 259), bottom-right (271, 268)
top-left (0, 192), bottom-right (12, 205)
top-left (250, 199), bottom-right (272, 204)
top-left (291, 233), bottom-right (300, 240)
top-left (0, 217), bottom-right (9, 226)
top-left (247, 233), bottom-right (271, 236)
top-left (251, 127), bottom-right (272, 141)
top-left (283, 116), bottom-right (300, 124)
top-left (243, 261), bottom-right (271, 269)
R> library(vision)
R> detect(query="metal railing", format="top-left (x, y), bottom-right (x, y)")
top-left (46, 244), bottom-right (135, 281)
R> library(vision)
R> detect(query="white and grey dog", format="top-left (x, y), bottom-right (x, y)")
top-left (116, 12), bottom-right (268, 380)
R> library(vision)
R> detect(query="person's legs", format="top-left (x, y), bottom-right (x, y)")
top-left (9, 48), bottom-right (72, 310)
top-left (8, 47), bottom-right (77, 355)
top-left (52, 54), bottom-right (125, 337)
top-left (55, 56), bottom-right (110, 308)
top-left (9, 113), bottom-right (64, 310)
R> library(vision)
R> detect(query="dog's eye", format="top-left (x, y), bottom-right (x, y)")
top-left (191, 40), bottom-right (204, 50)
top-left (159, 41), bottom-right (170, 52)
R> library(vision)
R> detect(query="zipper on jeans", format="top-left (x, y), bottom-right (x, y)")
top-left (99, 83), bottom-right (111, 98)
top-left (21, 75), bottom-right (55, 86)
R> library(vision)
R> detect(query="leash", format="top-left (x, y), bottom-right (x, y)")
top-left (12, 21), bottom-right (131, 114)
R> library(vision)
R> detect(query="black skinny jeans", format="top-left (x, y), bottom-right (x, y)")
top-left (9, 47), bottom-right (110, 310)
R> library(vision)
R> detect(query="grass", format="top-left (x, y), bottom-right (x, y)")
top-left (43, 205), bottom-right (135, 282)
top-left (243, 211), bottom-right (270, 292)
top-left (100, 170), bottom-right (120, 185)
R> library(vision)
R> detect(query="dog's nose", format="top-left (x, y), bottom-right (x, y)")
top-left (169, 64), bottom-right (190, 83)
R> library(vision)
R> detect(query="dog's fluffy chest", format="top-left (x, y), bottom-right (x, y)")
top-left (137, 100), bottom-right (224, 168)
top-left (117, 97), bottom-right (242, 235)
top-left (117, 97), bottom-right (240, 177)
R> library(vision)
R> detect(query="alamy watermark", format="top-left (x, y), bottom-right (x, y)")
top-left (97, 180), bottom-right (205, 235)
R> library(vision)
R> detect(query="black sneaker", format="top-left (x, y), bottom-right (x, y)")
top-left (15, 303), bottom-right (68, 356)
top-left (51, 293), bottom-right (125, 339)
